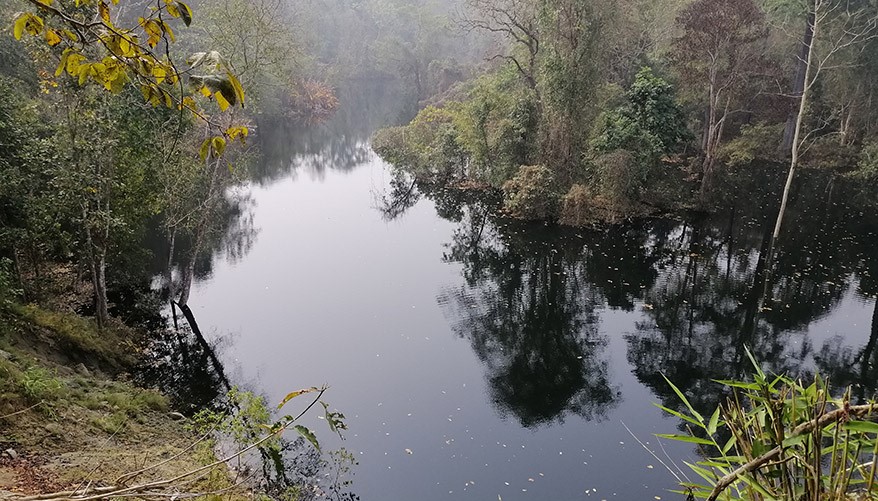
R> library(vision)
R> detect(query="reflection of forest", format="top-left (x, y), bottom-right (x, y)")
top-left (381, 167), bottom-right (878, 426)
top-left (254, 80), bottom-right (416, 185)
top-left (437, 196), bottom-right (619, 427)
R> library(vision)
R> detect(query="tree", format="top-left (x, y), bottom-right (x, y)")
top-left (10, 0), bottom-right (250, 327)
top-left (195, 0), bottom-right (301, 111)
top-left (539, 0), bottom-right (612, 180)
top-left (460, 0), bottom-right (541, 96)
top-left (766, 0), bottom-right (878, 274)
top-left (593, 67), bottom-right (689, 161)
top-left (673, 0), bottom-right (769, 200)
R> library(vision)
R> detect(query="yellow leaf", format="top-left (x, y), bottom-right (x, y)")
top-left (160, 21), bottom-right (175, 42)
top-left (226, 71), bottom-right (245, 108)
top-left (13, 13), bottom-right (43, 40)
top-left (78, 64), bottom-right (90, 86)
top-left (215, 90), bottom-right (230, 111)
top-left (45, 29), bottom-right (62, 46)
top-left (166, 3), bottom-right (180, 18)
top-left (98, 1), bottom-right (111, 24)
top-left (277, 388), bottom-right (319, 409)
top-left (119, 36), bottom-right (131, 56)
top-left (153, 66), bottom-right (166, 85)
top-left (198, 138), bottom-right (211, 161)
top-left (211, 136), bottom-right (226, 156)
top-left (199, 85), bottom-right (211, 98)
top-left (66, 53), bottom-right (86, 75)
top-left (13, 14), bottom-right (26, 41)
top-left (55, 49), bottom-right (71, 77)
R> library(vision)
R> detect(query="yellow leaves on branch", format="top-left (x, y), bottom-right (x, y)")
top-left (13, 13), bottom-right (43, 40)
top-left (12, 0), bottom-right (242, 115)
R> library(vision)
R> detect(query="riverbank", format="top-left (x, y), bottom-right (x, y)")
top-left (0, 304), bottom-right (244, 499)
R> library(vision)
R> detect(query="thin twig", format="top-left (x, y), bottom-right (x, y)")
top-left (0, 401), bottom-right (45, 420)
top-left (621, 420), bottom-right (685, 485)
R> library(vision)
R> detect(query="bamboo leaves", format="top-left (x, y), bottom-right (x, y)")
top-left (657, 349), bottom-right (878, 500)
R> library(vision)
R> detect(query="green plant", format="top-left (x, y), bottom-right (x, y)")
top-left (853, 141), bottom-right (878, 180)
top-left (0, 258), bottom-right (21, 309)
top-left (718, 123), bottom-right (784, 167)
top-left (502, 165), bottom-right (561, 220)
top-left (659, 349), bottom-right (878, 500)
top-left (19, 366), bottom-right (63, 403)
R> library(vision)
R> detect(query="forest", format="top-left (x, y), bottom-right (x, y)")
top-left (373, 0), bottom-right (878, 227)
top-left (2, 0), bottom-right (878, 500)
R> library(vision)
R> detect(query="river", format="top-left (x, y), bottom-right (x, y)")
top-left (157, 112), bottom-right (878, 500)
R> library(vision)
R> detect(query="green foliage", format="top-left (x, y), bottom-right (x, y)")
top-left (660, 350), bottom-right (878, 500)
top-left (455, 70), bottom-right (539, 184)
top-left (718, 122), bottom-right (784, 167)
top-left (854, 141), bottom-right (878, 180)
top-left (373, 105), bottom-right (467, 180)
top-left (19, 366), bottom-right (64, 403)
top-left (502, 165), bottom-right (560, 220)
top-left (593, 67), bottom-right (689, 166)
top-left (374, 69), bottom-right (539, 187)
top-left (0, 259), bottom-right (21, 309)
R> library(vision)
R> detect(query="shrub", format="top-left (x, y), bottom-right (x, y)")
top-left (718, 122), bottom-right (784, 167)
top-left (592, 67), bottom-right (689, 167)
top-left (559, 184), bottom-right (601, 226)
top-left (502, 165), bottom-right (560, 220)
top-left (801, 135), bottom-right (859, 170)
top-left (593, 149), bottom-right (649, 206)
top-left (853, 141), bottom-right (878, 180)
top-left (373, 105), bottom-right (466, 181)
top-left (20, 366), bottom-right (63, 403)
top-left (287, 79), bottom-right (339, 125)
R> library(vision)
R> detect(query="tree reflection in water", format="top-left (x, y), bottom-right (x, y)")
top-left (377, 167), bottom-right (878, 427)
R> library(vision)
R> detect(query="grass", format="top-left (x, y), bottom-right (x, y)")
top-left (11, 303), bottom-right (141, 369)
top-left (0, 303), bottom-right (252, 500)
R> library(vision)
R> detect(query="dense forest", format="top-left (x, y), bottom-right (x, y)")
top-left (373, 0), bottom-right (878, 226)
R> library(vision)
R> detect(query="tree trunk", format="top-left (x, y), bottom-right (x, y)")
top-left (165, 229), bottom-right (177, 300)
top-left (84, 220), bottom-right (109, 329)
top-left (781, 10), bottom-right (815, 154)
top-left (766, 3), bottom-right (817, 279)
top-left (176, 252), bottom-right (196, 308)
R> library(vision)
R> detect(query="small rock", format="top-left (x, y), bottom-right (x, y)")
top-left (74, 363), bottom-right (91, 377)
top-left (168, 412), bottom-right (186, 421)
top-left (4, 449), bottom-right (18, 460)
top-left (0, 350), bottom-right (12, 360)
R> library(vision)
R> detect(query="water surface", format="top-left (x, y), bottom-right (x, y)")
top-left (175, 123), bottom-right (878, 500)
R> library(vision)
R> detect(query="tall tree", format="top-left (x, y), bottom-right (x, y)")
top-left (460, 0), bottom-right (542, 96)
top-left (673, 0), bottom-right (769, 201)
top-left (539, 0), bottom-right (611, 180)
top-left (766, 0), bottom-right (878, 272)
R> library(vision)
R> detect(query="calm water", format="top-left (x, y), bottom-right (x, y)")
top-left (165, 121), bottom-right (878, 500)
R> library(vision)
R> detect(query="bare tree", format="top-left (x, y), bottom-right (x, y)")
top-left (459, 0), bottom-right (541, 96)
top-left (767, 0), bottom-right (878, 268)
top-left (673, 0), bottom-right (769, 201)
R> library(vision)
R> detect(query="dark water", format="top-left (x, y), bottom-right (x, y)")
top-left (161, 116), bottom-right (878, 499)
